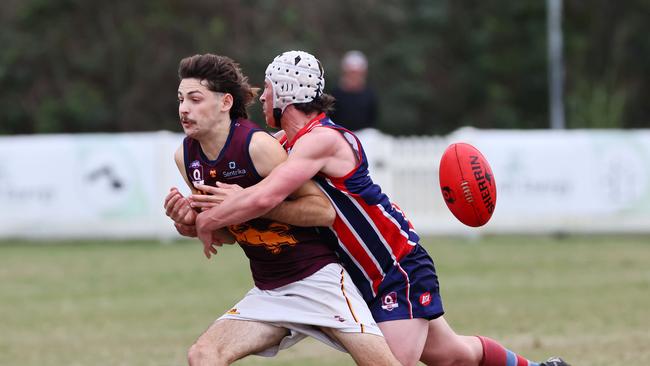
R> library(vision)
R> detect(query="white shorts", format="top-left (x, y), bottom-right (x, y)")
top-left (218, 263), bottom-right (382, 356)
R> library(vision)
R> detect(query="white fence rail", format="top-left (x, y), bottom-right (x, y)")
top-left (1, 128), bottom-right (649, 239)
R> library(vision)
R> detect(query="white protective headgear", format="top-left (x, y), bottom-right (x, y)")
top-left (265, 51), bottom-right (325, 119)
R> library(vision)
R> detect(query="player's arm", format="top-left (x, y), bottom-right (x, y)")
top-left (165, 144), bottom-right (234, 243)
top-left (265, 179), bottom-right (334, 227)
top-left (248, 131), bottom-right (335, 227)
top-left (195, 129), bottom-right (338, 247)
top-left (164, 145), bottom-right (197, 226)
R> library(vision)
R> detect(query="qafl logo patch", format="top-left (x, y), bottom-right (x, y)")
top-left (381, 292), bottom-right (399, 311)
top-left (189, 160), bottom-right (204, 186)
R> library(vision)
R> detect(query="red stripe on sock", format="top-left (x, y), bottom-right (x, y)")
top-left (478, 336), bottom-right (507, 366)
top-left (516, 354), bottom-right (529, 366)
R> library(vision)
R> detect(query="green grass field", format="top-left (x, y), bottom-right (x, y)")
top-left (1, 235), bottom-right (649, 366)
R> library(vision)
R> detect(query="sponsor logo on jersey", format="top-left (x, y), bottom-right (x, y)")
top-left (226, 308), bottom-right (239, 315)
top-left (381, 292), bottom-right (399, 311)
top-left (334, 315), bottom-right (346, 323)
top-left (419, 292), bottom-right (431, 306)
top-left (209, 169), bottom-right (217, 178)
top-left (223, 160), bottom-right (247, 179)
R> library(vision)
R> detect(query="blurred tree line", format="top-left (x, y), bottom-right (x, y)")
top-left (1, 0), bottom-right (648, 136)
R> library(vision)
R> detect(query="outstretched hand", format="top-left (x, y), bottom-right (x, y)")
top-left (164, 187), bottom-right (197, 225)
top-left (189, 182), bottom-right (243, 211)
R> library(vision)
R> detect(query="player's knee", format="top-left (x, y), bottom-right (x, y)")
top-left (187, 340), bottom-right (234, 366)
top-left (187, 342), bottom-right (201, 365)
top-left (188, 342), bottom-right (210, 366)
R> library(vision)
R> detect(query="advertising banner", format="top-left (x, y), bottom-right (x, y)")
top-left (1, 129), bottom-right (649, 238)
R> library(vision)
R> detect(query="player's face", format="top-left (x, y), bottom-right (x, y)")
top-left (259, 79), bottom-right (277, 128)
top-left (342, 67), bottom-right (367, 91)
top-left (177, 78), bottom-right (225, 138)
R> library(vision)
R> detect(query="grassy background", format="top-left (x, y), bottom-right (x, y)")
top-left (1, 235), bottom-right (649, 366)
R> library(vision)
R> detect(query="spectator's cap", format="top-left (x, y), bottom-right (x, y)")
top-left (341, 50), bottom-right (368, 71)
top-left (265, 50), bottom-right (325, 113)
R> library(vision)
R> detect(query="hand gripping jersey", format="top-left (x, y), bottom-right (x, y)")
top-left (284, 114), bottom-right (422, 303)
top-left (183, 119), bottom-right (338, 290)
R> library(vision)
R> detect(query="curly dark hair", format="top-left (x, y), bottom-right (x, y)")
top-left (178, 54), bottom-right (258, 119)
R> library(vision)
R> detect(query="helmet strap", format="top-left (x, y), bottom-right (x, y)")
top-left (272, 108), bottom-right (283, 128)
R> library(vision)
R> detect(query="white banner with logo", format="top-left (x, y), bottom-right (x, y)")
top-left (0, 132), bottom-right (185, 239)
top-left (1, 129), bottom-right (649, 239)
top-left (358, 128), bottom-right (650, 235)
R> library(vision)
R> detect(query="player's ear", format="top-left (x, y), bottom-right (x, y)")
top-left (220, 93), bottom-right (234, 112)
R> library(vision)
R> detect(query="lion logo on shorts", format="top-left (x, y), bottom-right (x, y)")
top-left (228, 219), bottom-right (298, 254)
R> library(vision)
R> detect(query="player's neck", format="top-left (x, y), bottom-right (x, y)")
top-left (198, 117), bottom-right (231, 160)
top-left (282, 108), bottom-right (320, 142)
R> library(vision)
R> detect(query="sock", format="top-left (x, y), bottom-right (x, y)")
top-left (478, 336), bottom-right (540, 366)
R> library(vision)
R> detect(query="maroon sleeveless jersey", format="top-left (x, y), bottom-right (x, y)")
top-left (183, 119), bottom-right (338, 289)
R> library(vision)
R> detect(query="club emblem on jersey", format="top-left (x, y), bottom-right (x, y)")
top-left (228, 221), bottom-right (298, 254)
top-left (190, 160), bottom-right (204, 185)
top-left (381, 292), bottom-right (399, 311)
top-left (419, 292), bottom-right (432, 306)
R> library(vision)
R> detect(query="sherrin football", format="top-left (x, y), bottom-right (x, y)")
top-left (439, 143), bottom-right (497, 227)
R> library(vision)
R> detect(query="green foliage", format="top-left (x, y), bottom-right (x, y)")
top-left (0, 1), bottom-right (649, 135)
top-left (563, 1), bottom-right (650, 129)
top-left (567, 79), bottom-right (627, 128)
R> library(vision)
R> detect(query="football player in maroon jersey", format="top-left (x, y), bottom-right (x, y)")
top-left (165, 53), bottom-right (400, 366)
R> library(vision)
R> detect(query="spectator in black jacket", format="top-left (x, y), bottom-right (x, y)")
top-left (331, 50), bottom-right (378, 131)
